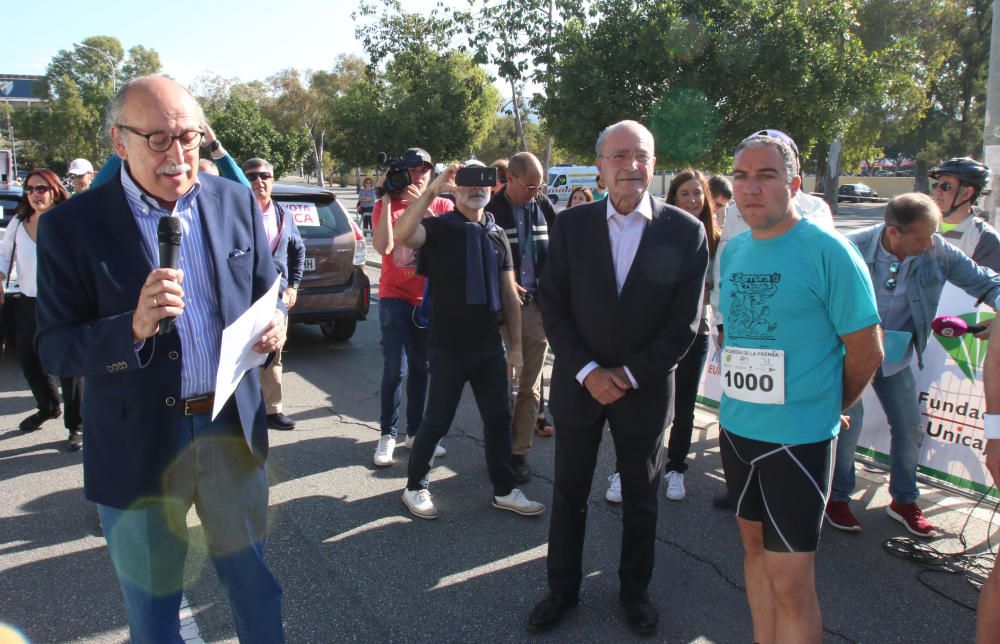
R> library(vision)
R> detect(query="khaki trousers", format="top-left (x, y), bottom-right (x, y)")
top-left (260, 348), bottom-right (283, 414)
top-left (501, 301), bottom-right (548, 456)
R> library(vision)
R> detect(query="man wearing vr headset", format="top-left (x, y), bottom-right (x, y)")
top-left (371, 148), bottom-right (453, 468)
top-left (929, 157), bottom-right (1000, 271)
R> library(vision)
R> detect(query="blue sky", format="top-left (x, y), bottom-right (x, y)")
top-left (4, 0), bottom-right (443, 86)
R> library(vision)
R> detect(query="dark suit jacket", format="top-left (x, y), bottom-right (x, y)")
top-left (272, 201), bottom-right (305, 289)
top-left (538, 194), bottom-right (708, 426)
top-left (487, 187), bottom-right (557, 282)
top-left (35, 174), bottom-right (282, 509)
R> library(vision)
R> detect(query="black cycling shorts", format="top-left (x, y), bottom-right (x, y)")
top-left (719, 428), bottom-right (833, 553)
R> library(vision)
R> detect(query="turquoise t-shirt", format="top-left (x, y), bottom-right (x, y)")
top-left (719, 218), bottom-right (879, 445)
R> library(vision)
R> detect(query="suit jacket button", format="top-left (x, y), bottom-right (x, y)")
top-left (165, 396), bottom-right (176, 407)
top-left (168, 351), bottom-right (179, 360)
top-left (106, 365), bottom-right (114, 373)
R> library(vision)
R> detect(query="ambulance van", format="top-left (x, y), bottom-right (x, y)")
top-left (545, 165), bottom-right (599, 205)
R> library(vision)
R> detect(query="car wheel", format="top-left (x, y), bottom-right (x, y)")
top-left (320, 320), bottom-right (357, 342)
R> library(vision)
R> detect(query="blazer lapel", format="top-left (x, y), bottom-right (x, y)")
top-left (105, 178), bottom-right (155, 272)
top-left (194, 184), bottom-right (227, 318)
top-left (594, 204), bottom-right (620, 299)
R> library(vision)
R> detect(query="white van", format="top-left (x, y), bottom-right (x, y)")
top-left (545, 165), bottom-right (599, 205)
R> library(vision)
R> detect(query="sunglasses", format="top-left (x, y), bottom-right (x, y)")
top-left (931, 181), bottom-right (956, 192)
top-left (23, 185), bottom-right (52, 195)
top-left (246, 172), bottom-right (273, 182)
top-left (884, 261), bottom-right (901, 291)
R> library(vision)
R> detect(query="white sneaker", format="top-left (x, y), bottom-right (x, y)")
top-left (373, 435), bottom-right (396, 467)
top-left (402, 488), bottom-right (438, 520)
top-left (404, 434), bottom-right (447, 457)
top-left (605, 472), bottom-right (622, 503)
top-left (664, 471), bottom-right (686, 501)
top-left (493, 488), bottom-right (545, 516)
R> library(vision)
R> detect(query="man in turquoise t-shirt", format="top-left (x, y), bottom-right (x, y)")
top-left (718, 134), bottom-right (883, 644)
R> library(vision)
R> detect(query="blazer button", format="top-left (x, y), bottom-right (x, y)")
top-left (168, 351), bottom-right (179, 360)
top-left (165, 396), bottom-right (176, 407)
top-left (106, 365), bottom-right (114, 373)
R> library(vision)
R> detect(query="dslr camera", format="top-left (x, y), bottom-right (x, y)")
top-left (375, 148), bottom-right (433, 197)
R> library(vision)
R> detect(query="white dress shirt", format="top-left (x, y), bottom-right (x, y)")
top-left (0, 221), bottom-right (34, 296)
top-left (261, 200), bottom-right (279, 248)
top-left (575, 194), bottom-right (652, 388)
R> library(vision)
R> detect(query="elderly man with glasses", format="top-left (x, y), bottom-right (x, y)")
top-left (35, 75), bottom-right (287, 642)
top-left (827, 192), bottom-right (1000, 538)
top-left (487, 151), bottom-right (557, 483)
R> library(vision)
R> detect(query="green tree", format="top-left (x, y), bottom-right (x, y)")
top-left (14, 37), bottom-right (161, 169)
top-left (207, 96), bottom-right (310, 179)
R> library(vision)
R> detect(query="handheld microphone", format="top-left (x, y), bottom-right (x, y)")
top-left (931, 315), bottom-right (987, 338)
top-left (157, 216), bottom-right (182, 335)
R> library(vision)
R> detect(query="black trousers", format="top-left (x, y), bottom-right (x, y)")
top-left (11, 295), bottom-right (83, 431)
top-left (665, 333), bottom-right (710, 473)
top-left (547, 373), bottom-right (672, 601)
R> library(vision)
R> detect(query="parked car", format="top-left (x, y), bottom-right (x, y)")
top-left (0, 183), bottom-right (22, 228)
top-left (272, 183), bottom-right (370, 341)
top-left (837, 183), bottom-right (879, 203)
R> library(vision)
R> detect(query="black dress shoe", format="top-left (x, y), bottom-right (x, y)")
top-left (621, 593), bottom-right (659, 636)
top-left (19, 406), bottom-right (62, 433)
top-left (712, 491), bottom-right (733, 510)
top-left (512, 454), bottom-right (532, 484)
top-left (527, 592), bottom-right (579, 634)
top-left (67, 430), bottom-right (83, 452)
top-left (267, 413), bottom-right (296, 430)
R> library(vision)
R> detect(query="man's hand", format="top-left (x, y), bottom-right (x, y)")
top-left (608, 366), bottom-right (633, 390)
top-left (283, 287), bottom-right (298, 310)
top-left (0, 280), bottom-right (6, 305)
top-left (508, 348), bottom-right (523, 384)
top-left (252, 309), bottom-right (287, 354)
top-left (428, 164), bottom-right (459, 198)
top-left (583, 367), bottom-right (628, 405)
top-left (840, 415), bottom-right (851, 431)
top-left (132, 268), bottom-right (185, 343)
top-left (975, 318), bottom-right (994, 341)
top-left (399, 184), bottom-right (422, 206)
top-left (986, 439), bottom-right (1000, 488)
top-left (715, 330), bottom-right (725, 350)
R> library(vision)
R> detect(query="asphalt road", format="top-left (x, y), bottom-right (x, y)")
top-left (0, 189), bottom-right (991, 643)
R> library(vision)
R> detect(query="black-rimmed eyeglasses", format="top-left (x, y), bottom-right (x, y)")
top-left (117, 124), bottom-right (204, 152)
top-left (884, 261), bottom-right (901, 291)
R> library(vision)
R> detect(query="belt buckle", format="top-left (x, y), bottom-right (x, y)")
top-left (184, 394), bottom-right (210, 416)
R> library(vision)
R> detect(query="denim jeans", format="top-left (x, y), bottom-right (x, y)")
top-left (406, 343), bottom-right (516, 497)
top-left (96, 406), bottom-right (283, 643)
top-left (832, 365), bottom-right (924, 504)
top-left (666, 333), bottom-right (709, 473)
top-left (379, 297), bottom-right (429, 438)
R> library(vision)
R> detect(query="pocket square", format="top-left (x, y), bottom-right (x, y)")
top-left (229, 247), bottom-right (250, 258)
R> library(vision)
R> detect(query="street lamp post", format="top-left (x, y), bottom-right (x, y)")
top-left (73, 42), bottom-right (118, 94)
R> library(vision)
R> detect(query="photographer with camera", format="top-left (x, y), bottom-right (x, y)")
top-left (393, 160), bottom-right (544, 520)
top-left (371, 148), bottom-right (453, 468)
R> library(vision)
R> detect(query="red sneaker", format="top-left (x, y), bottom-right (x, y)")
top-left (825, 500), bottom-right (863, 533)
top-left (886, 501), bottom-right (939, 537)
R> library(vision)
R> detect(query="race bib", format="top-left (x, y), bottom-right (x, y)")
top-left (721, 346), bottom-right (785, 404)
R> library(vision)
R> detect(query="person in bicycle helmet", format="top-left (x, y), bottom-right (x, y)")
top-left (929, 157), bottom-right (1000, 270)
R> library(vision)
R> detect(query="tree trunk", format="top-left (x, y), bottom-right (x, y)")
top-left (914, 158), bottom-right (930, 193)
top-left (544, 135), bottom-right (553, 176)
top-left (509, 80), bottom-right (529, 152)
top-left (823, 138), bottom-right (842, 216)
top-left (313, 130), bottom-right (325, 187)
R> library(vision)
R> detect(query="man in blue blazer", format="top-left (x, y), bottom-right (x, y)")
top-left (35, 76), bottom-right (286, 643)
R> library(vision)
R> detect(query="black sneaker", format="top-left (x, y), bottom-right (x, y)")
top-left (67, 430), bottom-right (83, 452)
top-left (267, 413), bottom-right (296, 430)
top-left (19, 406), bottom-right (62, 432)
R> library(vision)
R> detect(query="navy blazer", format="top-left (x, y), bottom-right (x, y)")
top-left (35, 174), bottom-right (282, 509)
top-left (272, 201), bottom-right (305, 289)
top-left (538, 195), bottom-right (708, 427)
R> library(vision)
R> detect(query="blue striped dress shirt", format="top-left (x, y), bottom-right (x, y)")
top-left (120, 167), bottom-right (224, 398)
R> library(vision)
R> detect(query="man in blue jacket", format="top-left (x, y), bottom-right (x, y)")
top-left (828, 193), bottom-right (1000, 537)
top-left (35, 76), bottom-right (286, 643)
top-left (243, 157), bottom-right (305, 430)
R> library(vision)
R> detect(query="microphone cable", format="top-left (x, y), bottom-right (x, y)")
top-left (881, 488), bottom-right (999, 611)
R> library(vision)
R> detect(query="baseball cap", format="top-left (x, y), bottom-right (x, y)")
top-left (67, 158), bottom-right (94, 176)
top-left (402, 148), bottom-right (433, 168)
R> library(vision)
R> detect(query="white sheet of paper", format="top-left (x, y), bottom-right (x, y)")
top-left (212, 275), bottom-right (281, 419)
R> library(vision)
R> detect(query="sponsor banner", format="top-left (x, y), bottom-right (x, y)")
top-left (697, 284), bottom-right (996, 496)
top-left (284, 202), bottom-right (320, 227)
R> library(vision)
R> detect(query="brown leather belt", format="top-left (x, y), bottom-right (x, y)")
top-left (182, 393), bottom-right (215, 416)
